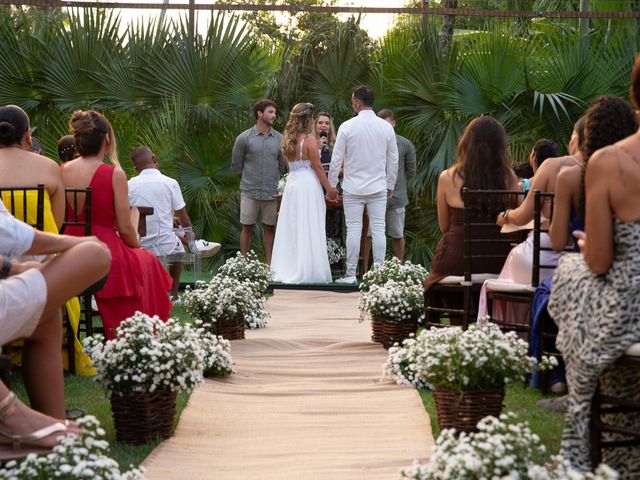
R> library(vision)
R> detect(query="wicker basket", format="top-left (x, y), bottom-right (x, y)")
top-left (432, 389), bottom-right (505, 433)
top-left (111, 390), bottom-right (177, 445)
top-left (371, 316), bottom-right (418, 349)
top-left (212, 314), bottom-right (245, 340)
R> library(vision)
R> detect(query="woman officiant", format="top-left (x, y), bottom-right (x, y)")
top-left (314, 112), bottom-right (342, 247)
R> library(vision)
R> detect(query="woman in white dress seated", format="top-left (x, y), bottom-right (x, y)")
top-left (271, 103), bottom-right (333, 284)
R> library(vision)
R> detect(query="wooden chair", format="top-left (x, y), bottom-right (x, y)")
top-left (484, 190), bottom-right (554, 336)
top-left (424, 189), bottom-right (522, 330)
top-left (60, 187), bottom-right (103, 373)
top-left (0, 184), bottom-right (45, 384)
top-left (590, 343), bottom-right (640, 467)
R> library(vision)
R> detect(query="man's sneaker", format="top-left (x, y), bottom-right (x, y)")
top-left (536, 394), bottom-right (568, 414)
top-left (335, 275), bottom-right (357, 285)
top-left (194, 240), bottom-right (221, 257)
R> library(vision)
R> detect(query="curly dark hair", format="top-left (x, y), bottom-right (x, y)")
top-left (578, 96), bottom-right (639, 218)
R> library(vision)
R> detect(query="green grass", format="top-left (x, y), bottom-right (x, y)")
top-left (420, 384), bottom-right (564, 464)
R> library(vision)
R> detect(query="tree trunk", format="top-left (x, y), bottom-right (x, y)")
top-left (579, 0), bottom-right (590, 37)
top-left (441, 0), bottom-right (458, 56)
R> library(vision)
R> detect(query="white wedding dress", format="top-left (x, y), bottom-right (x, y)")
top-left (271, 138), bottom-right (332, 284)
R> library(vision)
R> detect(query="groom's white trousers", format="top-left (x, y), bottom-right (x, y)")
top-left (343, 190), bottom-right (387, 277)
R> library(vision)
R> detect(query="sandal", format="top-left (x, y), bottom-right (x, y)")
top-left (0, 392), bottom-right (69, 457)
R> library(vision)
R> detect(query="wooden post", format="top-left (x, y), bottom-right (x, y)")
top-left (188, 0), bottom-right (195, 37)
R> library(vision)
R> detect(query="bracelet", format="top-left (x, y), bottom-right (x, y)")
top-left (502, 209), bottom-right (510, 220)
top-left (0, 257), bottom-right (11, 280)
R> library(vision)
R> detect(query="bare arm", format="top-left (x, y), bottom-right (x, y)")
top-left (307, 136), bottom-right (331, 192)
top-left (436, 170), bottom-right (450, 233)
top-left (112, 167), bottom-right (140, 248)
top-left (497, 168), bottom-right (544, 226)
top-left (175, 207), bottom-right (192, 228)
top-left (548, 167), bottom-right (577, 252)
top-left (583, 150), bottom-right (614, 275)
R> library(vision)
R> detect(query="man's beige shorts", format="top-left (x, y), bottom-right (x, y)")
top-left (240, 194), bottom-right (278, 226)
top-left (386, 207), bottom-right (406, 239)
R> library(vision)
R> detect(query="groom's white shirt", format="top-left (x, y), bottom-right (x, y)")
top-left (328, 110), bottom-right (399, 195)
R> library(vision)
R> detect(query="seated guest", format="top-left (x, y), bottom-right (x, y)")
top-left (548, 88), bottom-right (640, 475)
top-left (60, 110), bottom-right (173, 339)
top-left (517, 139), bottom-right (560, 194)
top-left (128, 146), bottom-right (219, 302)
top-left (0, 200), bottom-right (110, 452)
top-left (424, 116), bottom-right (518, 321)
top-left (57, 135), bottom-right (78, 163)
top-left (532, 103), bottom-right (636, 399)
top-left (0, 105), bottom-right (91, 374)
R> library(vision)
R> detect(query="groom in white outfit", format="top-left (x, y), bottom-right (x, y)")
top-left (327, 85), bottom-right (399, 284)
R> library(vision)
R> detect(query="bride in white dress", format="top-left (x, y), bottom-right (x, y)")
top-left (271, 102), bottom-right (333, 284)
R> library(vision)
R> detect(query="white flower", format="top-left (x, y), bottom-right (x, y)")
top-left (0, 416), bottom-right (146, 479)
top-left (83, 312), bottom-right (220, 394)
top-left (399, 415), bottom-right (619, 480)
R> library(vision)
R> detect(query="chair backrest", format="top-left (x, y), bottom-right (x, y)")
top-left (60, 187), bottom-right (92, 236)
top-left (0, 184), bottom-right (45, 230)
top-left (462, 188), bottom-right (525, 284)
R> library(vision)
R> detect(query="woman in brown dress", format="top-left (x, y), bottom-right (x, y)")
top-left (425, 115), bottom-right (519, 320)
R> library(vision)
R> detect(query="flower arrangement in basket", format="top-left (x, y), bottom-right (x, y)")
top-left (400, 413), bottom-right (618, 480)
top-left (326, 238), bottom-right (345, 265)
top-left (384, 319), bottom-right (557, 432)
top-left (360, 257), bottom-right (428, 291)
top-left (184, 274), bottom-right (269, 336)
top-left (0, 416), bottom-right (145, 479)
top-left (217, 250), bottom-right (272, 295)
top-left (83, 312), bottom-right (217, 444)
top-left (358, 279), bottom-right (424, 349)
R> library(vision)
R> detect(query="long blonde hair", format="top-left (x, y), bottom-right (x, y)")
top-left (313, 112), bottom-right (336, 150)
top-left (282, 103), bottom-right (315, 161)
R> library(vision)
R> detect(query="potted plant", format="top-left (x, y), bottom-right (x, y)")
top-left (360, 257), bottom-right (427, 291)
top-left (0, 416), bottom-right (145, 478)
top-left (183, 274), bottom-right (268, 338)
top-left (384, 319), bottom-right (557, 432)
top-left (400, 413), bottom-right (618, 479)
top-left (218, 250), bottom-right (272, 296)
top-left (358, 279), bottom-right (424, 349)
top-left (83, 312), bottom-right (210, 444)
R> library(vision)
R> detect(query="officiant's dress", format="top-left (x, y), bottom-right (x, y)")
top-left (271, 139), bottom-right (332, 284)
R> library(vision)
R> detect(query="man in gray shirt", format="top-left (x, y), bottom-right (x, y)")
top-left (231, 99), bottom-right (284, 264)
top-left (363, 109), bottom-right (417, 265)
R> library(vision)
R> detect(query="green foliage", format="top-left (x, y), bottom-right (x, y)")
top-left (1, 6), bottom-right (638, 267)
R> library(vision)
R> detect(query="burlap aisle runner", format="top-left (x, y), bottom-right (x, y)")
top-left (142, 290), bottom-right (434, 479)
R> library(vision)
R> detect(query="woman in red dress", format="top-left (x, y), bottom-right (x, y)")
top-left (61, 110), bottom-right (172, 339)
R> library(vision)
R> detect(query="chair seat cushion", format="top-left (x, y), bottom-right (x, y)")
top-left (485, 279), bottom-right (536, 293)
top-left (437, 273), bottom-right (500, 285)
top-left (625, 343), bottom-right (640, 357)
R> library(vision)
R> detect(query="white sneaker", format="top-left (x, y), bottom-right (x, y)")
top-left (194, 240), bottom-right (221, 257)
top-left (335, 275), bottom-right (357, 285)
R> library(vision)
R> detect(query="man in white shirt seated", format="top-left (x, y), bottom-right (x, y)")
top-left (128, 146), bottom-right (220, 302)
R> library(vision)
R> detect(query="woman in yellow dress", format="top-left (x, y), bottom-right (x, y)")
top-left (0, 105), bottom-right (92, 375)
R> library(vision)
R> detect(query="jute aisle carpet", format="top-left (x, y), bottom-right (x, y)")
top-left (142, 290), bottom-right (434, 480)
